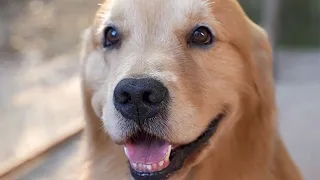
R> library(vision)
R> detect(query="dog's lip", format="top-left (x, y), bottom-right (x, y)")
top-left (129, 113), bottom-right (225, 180)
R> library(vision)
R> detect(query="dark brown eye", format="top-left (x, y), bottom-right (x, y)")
top-left (189, 26), bottom-right (214, 47)
top-left (103, 26), bottom-right (120, 48)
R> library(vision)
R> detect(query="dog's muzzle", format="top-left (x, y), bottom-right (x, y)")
top-left (112, 77), bottom-right (225, 180)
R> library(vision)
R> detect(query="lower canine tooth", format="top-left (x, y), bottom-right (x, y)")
top-left (124, 147), bottom-right (129, 158)
top-left (165, 145), bottom-right (172, 161)
top-left (158, 160), bottom-right (164, 167)
top-left (164, 145), bottom-right (172, 161)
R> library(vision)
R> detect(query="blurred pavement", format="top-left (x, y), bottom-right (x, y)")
top-left (276, 50), bottom-right (320, 180)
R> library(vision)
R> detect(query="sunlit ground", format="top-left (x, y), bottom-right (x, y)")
top-left (0, 0), bottom-right (99, 174)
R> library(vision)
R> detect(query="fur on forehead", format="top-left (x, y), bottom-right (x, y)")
top-left (92, 0), bottom-right (258, 53)
top-left (93, 0), bottom-right (215, 38)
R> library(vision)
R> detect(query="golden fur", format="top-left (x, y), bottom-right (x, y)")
top-left (79, 0), bottom-right (304, 179)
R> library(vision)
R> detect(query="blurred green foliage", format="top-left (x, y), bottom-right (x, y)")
top-left (239, 0), bottom-right (320, 48)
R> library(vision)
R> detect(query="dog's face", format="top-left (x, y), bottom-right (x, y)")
top-left (84, 0), bottom-right (272, 179)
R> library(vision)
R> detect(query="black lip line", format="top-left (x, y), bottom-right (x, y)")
top-left (130, 113), bottom-right (225, 180)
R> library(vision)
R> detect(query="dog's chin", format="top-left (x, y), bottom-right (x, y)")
top-left (121, 113), bottom-right (225, 180)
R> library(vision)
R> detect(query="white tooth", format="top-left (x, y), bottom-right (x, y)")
top-left (143, 164), bottom-right (147, 170)
top-left (132, 163), bottom-right (137, 169)
top-left (165, 150), bottom-right (170, 160)
top-left (124, 147), bottom-right (129, 158)
top-left (158, 160), bottom-right (164, 167)
top-left (166, 155), bottom-right (170, 161)
top-left (163, 145), bottom-right (172, 162)
top-left (147, 165), bottom-right (152, 171)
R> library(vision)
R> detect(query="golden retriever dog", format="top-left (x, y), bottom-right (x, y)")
top-left (79, 0), bottom-right (304, 179)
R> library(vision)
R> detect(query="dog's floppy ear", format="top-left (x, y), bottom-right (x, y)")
top-left (240, 19), bottom-right (277, 125)
top-left (247, 20), bottom-right (275, 106)
top-left (213, 0), bottom-right (275, 108)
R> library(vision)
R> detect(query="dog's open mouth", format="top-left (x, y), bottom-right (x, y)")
top-left (123, 113), bottom-right (225, 180)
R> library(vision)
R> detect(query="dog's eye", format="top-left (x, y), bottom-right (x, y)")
top-left (103, 26), bottom-right (121, 48)
top-left (189, 26), bottom-right (214, 47)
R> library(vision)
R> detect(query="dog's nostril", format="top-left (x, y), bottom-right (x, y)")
top-left (143, 91), bottom-right (153, 104)
top-left (144, 90), bottom-right (167, 104)
top-left (118, 92), bottom-right (131, 104)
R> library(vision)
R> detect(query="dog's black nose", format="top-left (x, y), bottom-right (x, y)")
top-left (113, 78), bottom-right (168, 121)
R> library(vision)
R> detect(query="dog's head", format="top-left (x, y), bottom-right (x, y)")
top-left (82, 0), bottom-right (275, 179)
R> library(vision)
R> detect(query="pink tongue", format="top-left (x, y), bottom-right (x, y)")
top-left (125, 136), bottom-right (170, 164)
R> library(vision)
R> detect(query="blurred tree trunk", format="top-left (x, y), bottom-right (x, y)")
top-left (261, 0), bottom-right (281, 80)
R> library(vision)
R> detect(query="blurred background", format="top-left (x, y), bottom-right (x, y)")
top-left (0, 0), bottom-right (319, 179)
